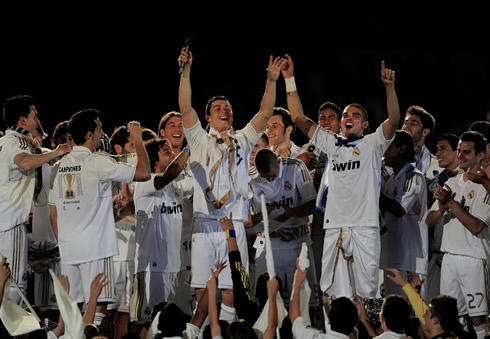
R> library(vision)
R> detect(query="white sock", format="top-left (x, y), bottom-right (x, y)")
top-left (474, 323), bottom-right (486, 339)
top-left (93, 312), bottom-right (106, 326)
top-left (219, 303), bottom-right (237, 322)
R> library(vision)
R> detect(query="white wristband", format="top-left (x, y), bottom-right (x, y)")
top-left (285, 76), bottom-right (297, 93)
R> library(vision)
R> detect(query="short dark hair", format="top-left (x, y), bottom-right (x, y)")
top-left (68, 109), bottom-right (100, 146)
top-left (460, 131), bottom-right (487, 155)
top-left (205, 95), bottom-right (229, 116)
top-left (145, 138), bottom-right (168, 171)
top-left (318, 101), bottom-right (342, 120)
top-left (51, 120), bottom-right (70, 148)
top-left (109, 125), bottom-right (130, 154)
top-left (272, 107), bottom-right (296, 135)
top-left (391, 130), bottom-right (415, 163)
top-left (406, 105), bottom-right (435, 135)
top-left (347, 103), bottom-right (369, 121)
top-left (158, 302), bottom-right (187, 337)
top-left (382, 294), bottom-right (411, 334)
top-left (3, 95), bottom-right (35, 128)
top-left (438, 133), bottom-right (460, 151)
top-left (226, 320), bottom-right (258, 339)
top-left (469, 120), bottom-right (490, 144)
top-left (255, 148), bottom-right (278, 175)
top-left (329, 297), bottom-right (358, 335)
top-left (430, 295), bottom-right (459, 333)
top-left (142, 127), bottom-right (158, 142)
top-left (158, 111), bottom-right (182, 136)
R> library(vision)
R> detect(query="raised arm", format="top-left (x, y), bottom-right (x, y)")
top-left (263, 276), bottom-right (279, 339)
top-left (250, 56), bottom-right (285, 133)
top-left (14, 143), bottom-right (71, 172)
top-left (178, 49), bottom-right (199, 129)
top-left (83, 273), bottom-right (109, 325)
top-left (153, 148), bottom-right (190, 190)
top-left (282, 54), bottom-right (318, 140)
top-left (289, 258), bottom-right (307, 324)
top-left (128, 122), bottom-right (151, 182)
top-left (380, 60), bottom-right (400, 139)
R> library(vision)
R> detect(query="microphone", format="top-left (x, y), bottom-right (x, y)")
top-left (178, 37), bottom-right (194, 74)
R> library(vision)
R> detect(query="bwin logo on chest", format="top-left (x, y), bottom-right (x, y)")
top-left (331, 159), bottom-right (360, 172)
top-left (161, 202), bottom-right (183, 214)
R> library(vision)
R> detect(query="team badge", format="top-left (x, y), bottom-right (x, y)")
top-left (64, 173), bottom-right (76, 199)
top-left (285, 181), bottom-right (292, 191)
top-left (352, 147), bottom-right (361, 156)
top-left (468, 190), bottom-right (475, 199)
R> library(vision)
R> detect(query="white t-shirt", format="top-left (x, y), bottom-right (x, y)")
top-left (0, 130), bottom-right (36, 231)
top-left (439, 175), bottom-right (490, 260)
top-left (49, 146), bottom-right (136, 264)
top-left (133, 173), bottom-right (193, 273)
top-left (184, 121), bottom-right (261, 222)
top-left (250, 158), bottom-right (316, 233)
top-left (311, 125), bottom-right (393, 229)
top-left (380, 163), bottom-right (428, 274)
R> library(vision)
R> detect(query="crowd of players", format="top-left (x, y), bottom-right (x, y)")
top-left (0, 48), bottom-right (489, 339)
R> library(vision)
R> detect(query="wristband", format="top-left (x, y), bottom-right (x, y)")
top-left (225, 229), bottom-right (236, 240)
top-left (285, 76), bottom-right (297, 93)
top-left (183, 147), bottom-right (191, 154)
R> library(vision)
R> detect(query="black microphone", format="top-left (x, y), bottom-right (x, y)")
top-left (178, 37), bottom-right (194, 74)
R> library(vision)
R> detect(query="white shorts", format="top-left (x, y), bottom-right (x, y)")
top-left (320, 227), bottom-right (380, 299)
top-left (0, 224), bottom-right (28, 302)
top-left (190, 219), bottom-right (248, 289)
top-left (60, 257), bottom-right (116, 304)
top-left (130, 270), bottom-right (192, 323)
top-left (107, 260), bottom-right (135, 313)
top-left (440, 253), bottom-right (489, 317)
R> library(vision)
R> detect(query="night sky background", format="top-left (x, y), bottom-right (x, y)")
top-left (0, 3), bottom-right (488, 151)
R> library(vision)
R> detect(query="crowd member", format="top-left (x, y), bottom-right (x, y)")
top-left (131, 138), bottom-right (192, 326)
top-left (49, 109), bottom-right (151, 327)
top-left (379, 130), bottom-right (428, 298)
top-left (248, 148), bottom-right (318, 307)
top-left (425, 131), bottom-right (490, 339)
top-left (177, 46), bottom-right (285, 321)
top-left (426, 133), bottom-right (461, 301)
top-left (401, 105), bottom-right (441, 182)
top-left (0, 95), bottom-right (71, 304)
top-left (282, 54), bottom-right (400, 299)
top-left (374, 295), bottom-right (411, 339)
top-left (108, 125), bottom-right (138, 339)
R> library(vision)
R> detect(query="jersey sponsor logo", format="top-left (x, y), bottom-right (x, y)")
top-left (58, 165), bottom-right (82, 173)
top-left (331, 159), bottom-right (360, 172)
top-left (161, 202), bottom-right (183, 214)
top-left (266, 196), bottom-right (293, 210)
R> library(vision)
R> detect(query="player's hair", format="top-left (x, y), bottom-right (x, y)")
top-left (145, 138), bottom-right (169, 171)
top-left (109, 125), bottom-right (130, 155)
top-left (430, 295), bottom-right (460, 333)
top-left (142, 127), bottom-right (158, 142)
top-left (3, 94), bottom-right (35, 128)
top-left (392, 130), bottom-right (415, 163)
top-left (469, 120), bottom-right (490, 144)
top-left (254, 148), bottom-right (278, 175)
top-left (51, 120), bottom-right (71, 148)
top-left (157, 302), bottom-right (187, 337)
top-left (272, 107), bottom-right (296, 135)
top-left (329, 297), bottom-right (358, 335)
top-left (158, 111), bottom-right (182, 136)
top-left (346, 103), bottom-right (369, 121)
top-left (460, 131), bottom-right (487, 155)
top-left (381, 294), bottom-right (411, 334)
top-left (405, 105), bottom-right (435, 135)
top-left (438, 133), bottom-right (460, 151)
top-left (318, 101), bottom-right (342, 120)
top-left (68, 109), bottom-right (100, 146)
top-left (226, 320), bottom-right (258, 339)
top-left (205, 95), bottom-right (230, 116)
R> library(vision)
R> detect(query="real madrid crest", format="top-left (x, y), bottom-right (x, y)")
top-left (285, 181), bottom-right (292, 191)
top-left (468, 190), bottom-right (475, 199)
top-left (353, 147), bottom-right (361, 156)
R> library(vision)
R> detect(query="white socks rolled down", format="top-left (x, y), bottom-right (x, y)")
top-left (219, 303), bottom-right (237, 322)
top-left (93, 312), bottom-right (106, 326)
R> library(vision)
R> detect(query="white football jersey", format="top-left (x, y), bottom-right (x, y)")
top-left (49, 146), bottom-right (136, 264)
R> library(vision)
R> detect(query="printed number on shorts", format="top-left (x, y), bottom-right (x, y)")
top-left (236, 145), bottom-right (243, 166)
top-left (467, 292), bottom-right (484, 309)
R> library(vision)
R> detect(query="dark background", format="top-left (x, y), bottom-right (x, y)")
top-left (0, 3), bottom-right (488, 151)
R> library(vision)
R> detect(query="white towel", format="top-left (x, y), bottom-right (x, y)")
top-left (291, 242), bottom-right (312, 325)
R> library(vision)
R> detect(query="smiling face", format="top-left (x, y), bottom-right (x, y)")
top-left (402, 114), bottom-right (428, 145)
top-left (21, 106), bottom-right (41, 135)
top-left (160, 116), bottom-right (184, 150)
top-left (265, 115), bottom-right (290, 147)
top-left (436, 139), bottom-right (458, 169)
top-left (341, 105), bottom-right (369, 138)
top-left (457, 140), bottom-right (482, 171)
top-left (205, 99), bottom-right (233, 132)
top-left (318, 108), bottom-right (341, 133)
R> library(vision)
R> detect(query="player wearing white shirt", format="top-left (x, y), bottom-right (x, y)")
top-left (426, 131), bottom-right (490, 339)
top-left (379, 130), bottom-right (428, 298)
top-left (131, 138), bottom-right (192, 322)
top-left (282, 55), bottom-right (400, 299)
top-left (49, 109), bottom-right (150, 325)
top-left (0, 95), bottom-right (71, 304)
top-left (249, 149), bottom-right (317, 305)
top-left (178, 47), bottom-right (285, 319)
